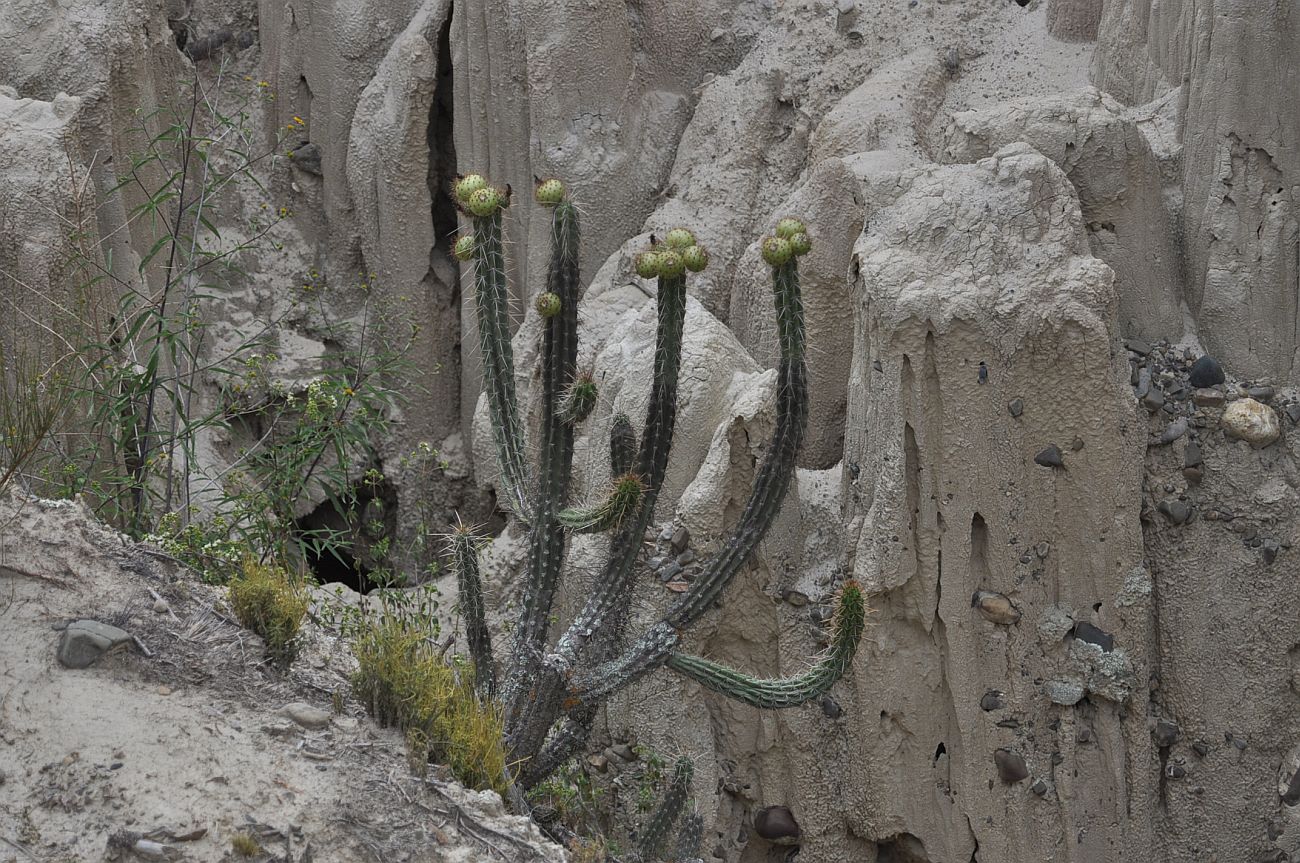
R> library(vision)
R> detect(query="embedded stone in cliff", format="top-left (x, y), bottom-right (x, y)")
top-left (1193, 388), bottom-right (1226, 408)
top-left (1279, 744), bottom-right (1300, 805)
top-left (980, 690), bottom-right (1007, 711)
top-left (1221, 398), bottom-right (1281, 448)
top-left (754, 806), bottom-right (800, 843)
top-left (1157, 499), bottom-right (1191, 525)
top-left (1158, 418), bottom-right (1188, 445)
top-left (1184, 441), bottom-right (1203, 468)
top-left (1189, 355), bottom-right (1225, 388)
top-left (972, 590), bottom-right (1021, 625)
top-left (1043, 678), bottom-right (1085, 706)
top-left (1034, 445), bottom-right (1065, 469)
top-left (1153, 719), bottom-right (1180, 748)
top-left (1008, 398), bottom-right (1024, 417)
top-left (1072, 621), bottom-right (1115, 651)
top-left (994, 749), bottom-right (1029, 783)
top-left (57, 620), bottom-right (132, 669)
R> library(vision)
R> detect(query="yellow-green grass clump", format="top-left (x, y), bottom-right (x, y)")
top-left (351, 618), bottom-right (509, 796)
top-left (228, 558), bottom-right (310, 663)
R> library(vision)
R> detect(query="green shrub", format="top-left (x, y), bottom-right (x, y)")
top-left (228, 557), bottom-right (309, 662)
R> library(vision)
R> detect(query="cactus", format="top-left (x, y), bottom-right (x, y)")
top-left (638, 756), bottom-right (693, 861)
top-left (449, 176), bottom-right (865, 804)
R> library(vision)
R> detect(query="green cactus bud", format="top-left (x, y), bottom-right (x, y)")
top-left (467, 186), bottom-right (505, 217)
top-left (663, 227), bottom-right (696, 250)
top-left (535, 291), bottom-right (562, 318)
top-left (453, 234), bottom-right (475, 261)
top-left (658, 250), bottom-right (686, 278)
top-left (535, 178), bottom-right (565, 206)
top-left (558, 473), bottom-right (644, 533)
top-left (634, 250), bottom-right (663, 279)
top-left (788, 232), bottom-right (812, 257)
top-left (682, 245), bottom-right (710, 273)
top-left (761, 236), bottom-right (793, 266)
top-left (455, 173), bottom-right (489, 203)
top-left (774, 217), bottom-right (806, 240)
top-left (561, 374), bottom-right (598, 424)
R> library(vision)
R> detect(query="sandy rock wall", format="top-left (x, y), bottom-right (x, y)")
top-left (4, 1), bottom-right (1300, 862)
top-left (1094, 0), bottom-right (1300, 381)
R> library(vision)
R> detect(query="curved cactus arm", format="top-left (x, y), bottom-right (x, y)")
top-left (502, 198), bottom-right (581, 723)
top-left (638, 756), bottom-right (694, 861)
top-left (609, 412), bottom-right (637, 477)
top-left (561, 374), bottom-right (598, 424)
top-left (663, 257), bottom-right (807, 629)
top-left (448, 523), bottom-right (495, 699)
top-left (674, 813), bottom-right (704, 863)
top-left (558, 473), bottom-right (644, 534)
top-left (665, 582), bottom-right (865, 709)
top-left (470, 205), bottom-right (532, 520)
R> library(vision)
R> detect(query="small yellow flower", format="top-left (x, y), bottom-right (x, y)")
top-left (257, 80), bottom-right (270, 88)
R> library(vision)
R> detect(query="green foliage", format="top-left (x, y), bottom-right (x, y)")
top-left (350, 617), bottom-right (509, 797)
top-left (228, 557), bottom-right (310, 662)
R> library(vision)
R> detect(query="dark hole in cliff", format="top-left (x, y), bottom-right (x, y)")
top-left (294, 473), bottom-right (398, 591)
top-left (878, 833), bottom-right (931, 862)
top-left (1014, 0), bottom-right (1031, 6)
top-left (933, 742), bottom-right (946, 762)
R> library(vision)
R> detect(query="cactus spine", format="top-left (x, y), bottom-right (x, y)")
top-left (450, 185), bottom-right (864, 808)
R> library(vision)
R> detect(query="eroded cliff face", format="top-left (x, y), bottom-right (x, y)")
top-left (2, 0), bottom-right (1299, 860)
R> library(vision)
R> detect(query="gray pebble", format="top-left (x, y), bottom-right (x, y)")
top-left (1153, 719), bottom-right (1179, 748)
top-left (1159, 418), bottom-right (1188, 444)
top-left (980, 690), bottom-right (1006, 711)
top-left (1008, 398), bottom-right (1024, 418)
top-left (1248, 386), bottom-right (1274, 402)
top-left (1184, 441), bottom-right (1202, 468)
top-left (57, 620), bottom-right (133, 669)
top-left (994, 749), bottom-right (1029, 783)
top-left (1157, 499), bottom-right (1191, 525)
top-left (1125, 339), bottom-right (1152, 356)
top-left (1142, 387), bottom-right (1165, 413)
top-left (1034, 445), bottom-right (1064, 469)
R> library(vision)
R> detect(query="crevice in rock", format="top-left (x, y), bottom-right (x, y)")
top-left (877, 832), bottom-right (931, 862)
top-left (429, 8), bottom-right (459, 255)
top-left (970, 513), bottom-right (991, 587)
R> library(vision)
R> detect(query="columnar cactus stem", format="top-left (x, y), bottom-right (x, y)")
top-left (567, 255), bottom-right (810, 704)
top-left (470, 208), bottom-right (532, 519)
top-left (638, 756), bottom-right (693, 861)
top-left (609, 413), bottom-right (637, 477)
top-left (664, 581), bottom-right (866, 708)
top-left (502, 199), bottom-right (581, 727)
top-left (664, 258), bottom-right (807, 629)
top-left (448, 523), bottom-right (495, 698)
top-left (675, 813), bottom-right (704, 863)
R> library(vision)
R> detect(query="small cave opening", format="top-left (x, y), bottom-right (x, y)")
top-left (1013, 0), bottom-right (1032, 6)
top-left (294, 471), bottom-right (398, 591)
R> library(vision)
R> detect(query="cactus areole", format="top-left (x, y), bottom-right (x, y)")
top-left (450, 186), bottom-right (865, 795)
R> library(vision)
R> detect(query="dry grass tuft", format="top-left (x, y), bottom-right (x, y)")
top-left (351, 618), bottom-right (509, 797)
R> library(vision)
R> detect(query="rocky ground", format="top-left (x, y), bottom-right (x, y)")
top-left (0, 494), bottom-right (563, 863)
